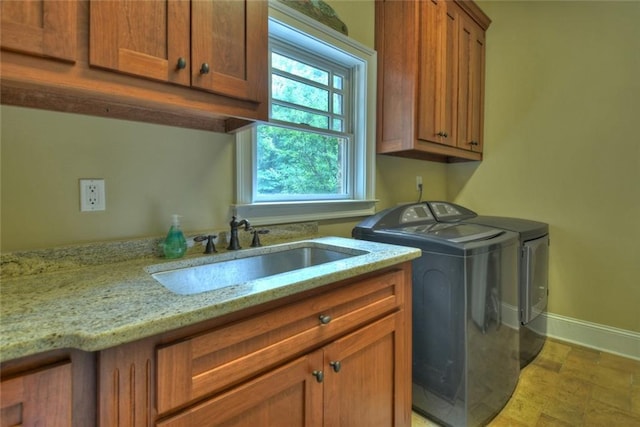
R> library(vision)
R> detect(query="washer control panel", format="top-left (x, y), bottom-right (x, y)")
top-left (400, 204), bottom-right (435, 223)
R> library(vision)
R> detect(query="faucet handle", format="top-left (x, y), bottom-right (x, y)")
top-left (194, 234), bottom-right (218, 254)
top-left (250, 229), bottom-right (269, 247)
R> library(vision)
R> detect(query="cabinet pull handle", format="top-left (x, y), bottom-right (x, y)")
top-left (319, 314), bottom-right (331, 325)
top-left (329, 361), bottom-right (341, 372)
top-left (436, 131), bottom-right (449, 138)
top-left (312, 370), bottom-right (324, 383)
top-left (176, 57), bottom-right (187, 70)
top-left (469, 141), bottom-right (479, 146)
top-left (200, 63), bottom-right (210, 74)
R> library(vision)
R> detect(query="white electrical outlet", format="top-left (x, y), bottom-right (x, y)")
top-left (80, 179), bottom-right (106, 212)
top-left (416, 176), bottom-right (423, 191)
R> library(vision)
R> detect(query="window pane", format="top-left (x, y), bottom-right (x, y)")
top-left (333, 93), bottom-right (343, 115)
top-left (272, 52), bottom-right (329, 85)
top-left (272, 74), bottom-right (329, 111)
top-left (256, 125), bottom-right (347, 198)
top-left (332, 118), bottom-right (343, 132)
top-left (333, 75), bottom-right (343, 90)
top-left (272, 104), bottom-right (329, 129)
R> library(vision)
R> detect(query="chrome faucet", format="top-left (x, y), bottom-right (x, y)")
top-left (227, 216), bottom-right (250, 250)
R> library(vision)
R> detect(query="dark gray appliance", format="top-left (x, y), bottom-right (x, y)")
top-left (353, 203), bottom-right (520, 427)
top-left (465, 215), bottom-right (549, 368)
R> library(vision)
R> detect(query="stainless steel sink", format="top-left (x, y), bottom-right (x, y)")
top-left (149, 243), bottom-right (368, 295)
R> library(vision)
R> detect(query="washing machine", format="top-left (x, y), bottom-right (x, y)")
top-left (353, 203), bottom-right (520, 427)
top-left (464, 215), bottom-right (549, 368)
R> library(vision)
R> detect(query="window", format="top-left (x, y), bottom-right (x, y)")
top-left (234, 1), bottom-right (377, 225)
top-left (257, 42), bottom-right (350, 202)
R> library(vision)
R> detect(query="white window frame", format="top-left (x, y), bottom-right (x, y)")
top-left (233, 0), bottom-right (377, 226)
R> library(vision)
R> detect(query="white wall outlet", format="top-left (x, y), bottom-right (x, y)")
top-left (80, 179), bottom-right (106, 212)
top-left (416, 176), bottom-right (423, 192)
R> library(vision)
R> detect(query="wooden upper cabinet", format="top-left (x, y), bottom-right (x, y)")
top-left (89, 0), bottom-right (191, 86)
top-left (191, 0), bottom-right (267, 102)
top-left (376, 0), bottom-right (490, 162)
top-left (89, 0), bottom-right (267, 103)
top-left (0, 0), bottom-right (76, 62)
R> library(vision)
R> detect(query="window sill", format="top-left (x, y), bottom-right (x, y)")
top-left (232, 200), bottom-right (378, 226)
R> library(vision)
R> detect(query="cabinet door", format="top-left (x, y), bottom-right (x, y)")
top-left (324, 312), bottom-right (410, 427)
top-left (191, 0), bottom-right (267, 102)
top-left (0, 361), bottom-right (72, 427)
top-left (417, 0), bottom-right (457, 147)
top-left (89, 0), bottom-right (191, 86)
top-left (156, 352), bottom-right (323, 427)
top-left (0, 0), bottom-right (76, 62)
top-left (456, 11), bottom-right (486, 153)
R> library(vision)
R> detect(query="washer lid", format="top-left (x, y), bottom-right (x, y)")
top-left (397, 223), bottom-right (504, 243)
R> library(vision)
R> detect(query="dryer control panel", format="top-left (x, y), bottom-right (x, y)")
top-left (427, 201), bottom-right (477, 222)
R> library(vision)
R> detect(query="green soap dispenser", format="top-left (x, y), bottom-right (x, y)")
top-left (163, 214), bottom-right (187, 259)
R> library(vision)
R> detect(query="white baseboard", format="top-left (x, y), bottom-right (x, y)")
top-left (544, 312), bottom-right (640, 361)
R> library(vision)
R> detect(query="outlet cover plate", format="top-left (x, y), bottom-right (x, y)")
top-left (80, 179), bottom-right (106, 212)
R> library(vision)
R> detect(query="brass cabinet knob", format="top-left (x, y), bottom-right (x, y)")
top-left (436, 131), bottom-right (449, 138)
top-left (200, 63), bottom-right (210, 74)
top-left (329, 361), bottom-right (341, 372)
top-left (176, 57), bottom-right (187, 70)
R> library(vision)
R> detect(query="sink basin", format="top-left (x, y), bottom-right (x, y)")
top-left (149, 243), bottom-right (368, 295)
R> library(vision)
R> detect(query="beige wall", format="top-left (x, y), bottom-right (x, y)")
top-left (0, 0), bottom-right (447, 252)
top-left (450, 1), bottom-right (640, 332)
top-left (2, 1), bottom-right (635, 334)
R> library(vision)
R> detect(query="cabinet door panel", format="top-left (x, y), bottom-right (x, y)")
top-left (89, 0), bottom-right (190, 86)
top-left (469, 22), bottom-right (486, 152)
top-left (417, 0), bottom-right (457, 147)
top-left (191, 0), bottom-right (267, 102)
top-left (0, 0), bottom-right (76, 62)
top-left (156, 352), bottom-right (323, 427)
top-left (442, 1), bottom-right (459, 147)
top-left (456, 11), bottom-right (485, 152)
top-left (457, 11), bottom-right (472, 149)
top-left (324, 313), bottom-right (408, 427)
top-left (0, 361), bottom-right (72, 427)
top-left (417, 0), bottom-right (441, 144)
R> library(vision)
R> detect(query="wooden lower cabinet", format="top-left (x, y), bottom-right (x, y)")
top-left (0, 349), bottom-right (96, 427)
top-left (157, 312), bottom-right (406, 427)
top-left (0, 264), bottom-right (411, 427)
top-left (0, 362), bottom-right (72, 427)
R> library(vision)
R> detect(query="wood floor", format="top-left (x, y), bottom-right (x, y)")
top-left (412, 338), bottom-right (640, 426)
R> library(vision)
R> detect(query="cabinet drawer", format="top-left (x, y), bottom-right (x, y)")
top-left (156, 269), bottom-right (405, 414)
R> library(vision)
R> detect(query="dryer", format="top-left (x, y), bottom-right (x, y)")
top-left (353, 203), bottom-right (520, 427)
top-left (423, 201), bottom-right (550, 368)
top-left (465, 215), bottom-right (549, 368)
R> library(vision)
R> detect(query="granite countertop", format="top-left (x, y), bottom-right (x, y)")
top-left (0, 236), bottom-right (420, 363)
